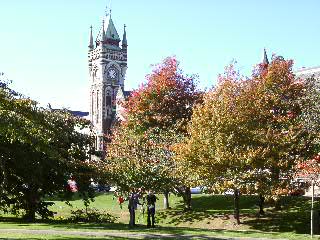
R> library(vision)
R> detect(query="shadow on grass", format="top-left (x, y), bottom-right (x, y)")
top-left (244, 196), bottom-right (320, 234)
top-left (156, 194), bottom-right (259, 225)
top-left (0, 216), bottom-right (307, 239)
top-left (0, 235), bottom-right (255, 240)
top-left (0, 238), bottom-right (129, 240)
top-left (0, 217), bottom-right (289, 240)
top-left (1, 195), bottom-right (317, 237)
top-left (186, 194), bottom-right (259, 211)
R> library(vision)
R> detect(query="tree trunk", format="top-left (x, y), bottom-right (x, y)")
top-left (163, 191), bottom-right (170, 209)
top-left (274, 196), bottom-right (282, 210)
top-left (184, 186), bottom-right (192, 210)
top-left (128, 193), bottom-right (135, 227)
top-left (233, 189), bottom-right (240, 224)
top-left (258, 194), bottom-right (265, 215)
top-left (177, 186), bottom-right (192, 211)
top-left (0, 157), bottom-right (6, 197)
top-left (24, 191), bottom-right (38, 222)
top-left (271, 166), bottom-right (281, 211)
top-left (25, 207), bottom-right (36, 222)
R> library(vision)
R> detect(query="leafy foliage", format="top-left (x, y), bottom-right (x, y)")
top-left (293, 75), bottom-right (320, 184)
top-left (69, 208), bottom-right (117, 223)
top-left (106, 126), bottom-right (183, 193)
top-left (125, 56), bottom-right (201, 133)
top-left (105, 57), bottom-right (201, 194)
top-left (300, 76), bottom-right (320, 134)
top-left (0, 77), bottom-right (98, 220)
top-left (174, 57), bottom-right (313, 221)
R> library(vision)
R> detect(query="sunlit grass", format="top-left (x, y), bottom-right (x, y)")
top-left (1, 193), bottom-right (319, 239)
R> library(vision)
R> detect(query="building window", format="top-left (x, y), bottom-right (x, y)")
top-left (105, 88), bottom-right (112, 106)
top-left (106, 95), bottom-right (112, 106)
top-left (91, 91), bottom-right (95, 121)
top-left (96, 90), bottom-right (99, 122)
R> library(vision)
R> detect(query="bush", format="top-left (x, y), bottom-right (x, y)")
top-left (69, 208), bottom-right (117, 223)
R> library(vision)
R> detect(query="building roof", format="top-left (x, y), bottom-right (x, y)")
top-left (70, 111), bottom-right (89, 118)
top-left (295, 66), bottom-right (320, 79)
top-left (106, 17), bottom-right (120, 41)
top-left (96, 14), bottom-right (120, 43)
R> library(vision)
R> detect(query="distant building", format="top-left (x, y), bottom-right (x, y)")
top-left (263, 49), bottom-right (320, 81)
top-left (70, 110), bottom-right (89, 119)
top-left (295, 66), bottom-right (320, 80)
top-left (87, 8), bottom-right (130, 151)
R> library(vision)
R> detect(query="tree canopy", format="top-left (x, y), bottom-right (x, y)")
top-left (0, 78), bottom-right (97, 220)
top-left (174, 57), bottom-right (314, 222)
top-left (105, 57), bottom-right (201, 195)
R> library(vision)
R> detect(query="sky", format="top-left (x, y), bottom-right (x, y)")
top-left (1, 0), bottom-right (320, 111)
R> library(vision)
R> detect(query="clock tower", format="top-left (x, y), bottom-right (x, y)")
top-left (88, 9), bottom-right (128, 151)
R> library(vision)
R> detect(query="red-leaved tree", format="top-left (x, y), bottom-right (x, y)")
top-left (105, 57), bottom-right (201, 209)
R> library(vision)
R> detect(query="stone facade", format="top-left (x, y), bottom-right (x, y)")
top-left (88, 11), bottom-right (128, 151)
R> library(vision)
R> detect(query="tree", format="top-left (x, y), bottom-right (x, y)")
top-left (300, 76), bottom-right (320, 133)
top-left (106, 57), bottom-right (201, 209)
top-left (106, 126), bottom-right (182, 193)
top-left (125, 56), bottom-right (200, 132)
top-left (175, 57), bottom-right (310, 223)
top-left (0, 78), bottom-right (97, 220)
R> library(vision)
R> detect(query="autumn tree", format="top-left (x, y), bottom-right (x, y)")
top-left (300, 76), bottom-right (320, 134)
top-left (125, 57), bottom-right (200, 132)
top-left (106, 57), bottom-right (201, 209)
top-left (0, 78), bottom-right (97, 221)
top-left (298, 76), bottom-right (320, 171)
top-left (175, 57), bottom-right (310, 223)
top-left (246, 58), bottom-right (313, 209)
top-left (106, 126), bottom-right (182, 192)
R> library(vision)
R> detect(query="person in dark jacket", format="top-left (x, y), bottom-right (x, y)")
top-left (128, 191), bottom-right (140, 227)
top-left (146, 190), bottom-right (158, 227)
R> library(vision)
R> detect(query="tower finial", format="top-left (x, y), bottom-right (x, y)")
top-left (122, 24), bottom-right (127, 48)
top-left (89, 25), bottom-right (94, 49)
top-left (105, 0), bottom-right (112, 16)
top-left (101, 20), bottom-right (106, 43)
top-left (263, 48), bottom-right (269, 65)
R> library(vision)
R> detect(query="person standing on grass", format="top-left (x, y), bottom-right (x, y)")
top-left (128, 190), bottom-right (140, 227)
top-left (146, 190), bottom-right (158, 227)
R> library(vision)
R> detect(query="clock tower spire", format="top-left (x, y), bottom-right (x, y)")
top-left (88, 7), bottom-right (128, 152)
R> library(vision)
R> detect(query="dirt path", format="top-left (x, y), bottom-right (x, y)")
top-left (0, 228), bottom-right (288, 239)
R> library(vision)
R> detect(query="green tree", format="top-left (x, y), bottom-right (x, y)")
top-left (0, 79), bottom-right (97, 221)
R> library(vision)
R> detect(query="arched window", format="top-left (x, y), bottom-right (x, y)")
top-left (105, 88), bottom-right (112, 106)
top-left (91, 91), bottom-right (95, 122)
top-left (96, 90), bottom-right (99, 123)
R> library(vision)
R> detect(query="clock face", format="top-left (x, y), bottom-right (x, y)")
top-left (108, 68), bottom-right (117, 79)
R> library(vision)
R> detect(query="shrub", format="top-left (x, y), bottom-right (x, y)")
top-left (69, 208), bottom-right (117, 223)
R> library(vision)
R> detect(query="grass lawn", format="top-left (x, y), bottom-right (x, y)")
top-left (0, 233), bottom-right (125, 240)
top-left (0, 192), bottom-right (319, 239)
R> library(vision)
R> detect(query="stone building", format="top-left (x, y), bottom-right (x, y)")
top-left (295, 66), bottom-right (320, 80)
top-left (88, 9), bottom-right (130, 151)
